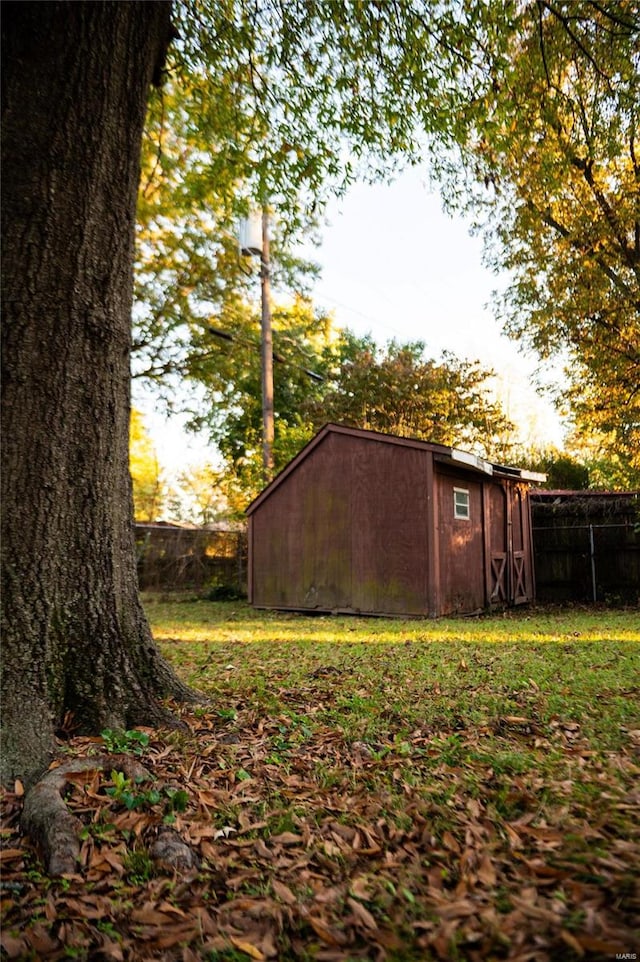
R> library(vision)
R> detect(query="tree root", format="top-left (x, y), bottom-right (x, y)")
top-left (21, 755), bottom-right (199, 876)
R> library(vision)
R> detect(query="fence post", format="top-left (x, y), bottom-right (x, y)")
top-left (589, 524), bottom-right (597, 602)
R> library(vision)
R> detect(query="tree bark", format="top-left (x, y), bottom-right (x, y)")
top-left (1, 0), bottom-right (193, 789)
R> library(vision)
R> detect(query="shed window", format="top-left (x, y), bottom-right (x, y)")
top-left (453, 487), bottom-right (470, 520)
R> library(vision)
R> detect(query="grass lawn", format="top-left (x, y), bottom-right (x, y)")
top-left (2, 599), bottom-right (639, 961)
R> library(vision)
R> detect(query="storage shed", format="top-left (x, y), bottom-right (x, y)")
top-left (246, 424), bottom-right (545, 617)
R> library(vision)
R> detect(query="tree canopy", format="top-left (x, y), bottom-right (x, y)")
top-left (133, 0), bottom-right (639, 488)
top-left (179, 298), bottom-right (513, 509)
top-left (440, 0), bottom-right (640, 484)
top-left (310, 333), bottom-right (512, 454)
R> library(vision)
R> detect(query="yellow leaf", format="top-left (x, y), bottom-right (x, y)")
top-left (229, 937), bottom-right (265, 960)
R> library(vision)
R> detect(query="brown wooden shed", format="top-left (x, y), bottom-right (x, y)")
top-left (246, 424), bottom-right (545, 617)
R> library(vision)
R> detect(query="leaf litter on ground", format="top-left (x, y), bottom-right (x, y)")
top-left (1, 600), bottom-right (639, 961)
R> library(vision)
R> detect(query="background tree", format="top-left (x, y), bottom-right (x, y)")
top-left (311, 334), bottom-right (513, 458)
top-left (185, 308), bottom-right (514, 510)
top-left (133, 79), bottom-right (319, 395)
top-left (166, 463), bottom-right (231, 526)
top-left (440, 0), bottom-right (640, 486)
top-left (514, 447), bottom-right (591, 490)
top-left (562, 428), bottom-right (639, 491)
top-left (183, 297), bottom-right (332, 508)
top-left (130, 410), bottom-right (165, 522)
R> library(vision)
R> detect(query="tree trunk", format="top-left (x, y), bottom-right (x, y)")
top-left (1, 0), bottom-right (192, 789)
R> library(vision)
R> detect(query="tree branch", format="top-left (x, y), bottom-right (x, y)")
top-left (539, 0), bottom-right (614, 82)
top-left (531, 200), bottom-right (640, 308)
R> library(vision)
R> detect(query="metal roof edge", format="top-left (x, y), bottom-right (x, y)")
top-left (490, 462), bottom-right (548, 483)
top-left (531, 488), bottom-right (638, 498)
top-left (518, 469), bottom-right (548, 483)
top-left (450, 448), bottom-right (494, 475)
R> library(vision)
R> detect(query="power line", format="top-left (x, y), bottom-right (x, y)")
top-left (310, 288), bottom-right (410, 342)
top-left (206, 324), bottom-right (324, 382)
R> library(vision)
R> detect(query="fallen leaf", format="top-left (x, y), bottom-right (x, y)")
top-left (308, 917), bottom-right (347, 946)
top-left (560, 929), bottom-right (585, 957)
top-left (229, 936), bottom-right (265, 960)
top-left (504, 823), bottom-right (523, 849)
top-left (269, 832), bottom-right (302, 846)
top-left (442, 830), bottom-right (461, 854)
top-left (435, 899), bottom-right (478, 919)
top-left (130, 904), bottom-right (176, 926)
top-left (155, 924), bottom-right (201, 949)
top-left (0, 849), bottom-right (25, 862)
top-left (349, 875), bottom-right (373, 900)
top-left (182, 949), bottom-right (202, 962)
top-left (272, 879), bottom-right (296, 904)
top-left (347, 897), bottom-right (378, 930)
top-left (0, 933), bottom-right (27, 960)
top-left (99, 940), bottom-right (125, 961)
top-left (574, 934), bottom-right (629, 953)
top-left (477, 853), bottom-right (496, 887)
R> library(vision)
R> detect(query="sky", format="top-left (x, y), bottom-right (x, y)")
top-left (136, 166), bottom-right (566, 475)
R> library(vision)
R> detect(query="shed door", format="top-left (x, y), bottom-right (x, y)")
top-left (510, 486), bottom-right (529, 604)
top-left (487, 483), bottom-right (531, 606)
top-left (488, 484), bottom-right (508, 603)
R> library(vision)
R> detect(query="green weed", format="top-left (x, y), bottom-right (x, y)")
top-left (101, 728), bottom-right (150, 755)
top-left (122, 849), bottom-right (155, 884)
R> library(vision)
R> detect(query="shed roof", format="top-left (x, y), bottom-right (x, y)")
top-left (246, 423), bottom-right (546, 515)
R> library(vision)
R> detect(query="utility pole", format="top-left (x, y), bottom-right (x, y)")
top-left (260, 209), bottom-right (274, 481)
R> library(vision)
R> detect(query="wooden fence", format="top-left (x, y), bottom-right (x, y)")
top-left (135, 523), bottom-right (247, 595)
top-left (531, 492), bottom-right (639, 604)
top-left (135, 495), bottom-right (639, 605)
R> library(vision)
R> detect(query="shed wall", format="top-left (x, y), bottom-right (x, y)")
top-left (349, 436), bottom-right (430, 614)
top-left (250, 432), bottom-right (351, 609)
top-left (250, 432), bottom-right (431, 614)
top-left (435, 469), bottom-right (486, 614)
